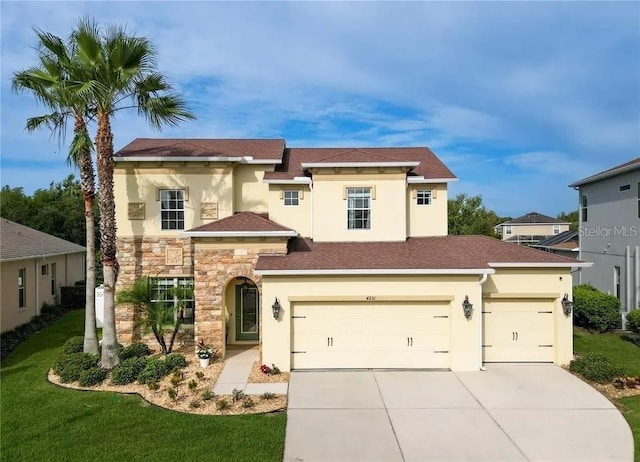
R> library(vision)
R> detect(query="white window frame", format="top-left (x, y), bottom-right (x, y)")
top-left (283, 190), bottom-right (300, 207)
top-left (505, 225), bottom-right (512, 235)
top-left (160, 189), bottom-right (185, 230)
top-left (18, 268), bottom-right (26, 310)
top-left (150, 276), bottom-right (195, 325)
top-left (416, 189), bottom-right (432, 206)
top-left (553, 224), bottom-right (561, 235)
top-left (41, 264), bottom-right (48, 277)
top-left (581, 194), bottom-right (588, 222)
top-left (347, 187), bottom-right (371, 230)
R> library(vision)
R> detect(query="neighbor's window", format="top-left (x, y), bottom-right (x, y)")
top-left (581, 194), bottom-right (588, 222)
top-left (347, 187), bottom-right (371, 230)
top-left (41, 264), bottom-right (48, 276)
top-left (18, 268), bottom-right (26, 309)
top-left (614, 266), bottom-right (621, 300)
top-left (160, 189), bottom-right (185, 230)
top-left (416, 190), bottom-right (432, 206)
top-left (151, 277), bottom-right (194, 325)
top-left (553, 224), bottom-right (561, 235)
top-left (619, 184), bottom-right (630, 192)
top-left (51, 263), bottom-right (57, 296)
top-left (283, 190), bottom-right (300, 206)
top-left (505, 225), bottom-right (512, 235)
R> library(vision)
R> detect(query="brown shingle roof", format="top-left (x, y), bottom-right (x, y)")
top-left (502, 212), bottom-right (567, 225)
top-left (186, 212), bottom-right (295, 233)
top-left (0, 219), bottom-right (86, 261)
top-left (264, 147), bottom-right (456, 180)
top-left (255, 235), bottom-right (582, 271)
top-left (114, 138), bottom-right (285, 161)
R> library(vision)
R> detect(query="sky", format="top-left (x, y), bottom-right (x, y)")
top-left (1, 1), bottom-right (639, 218)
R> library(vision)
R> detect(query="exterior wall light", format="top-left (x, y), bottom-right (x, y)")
top-left (272, 298), bottom-right (282, 320)
top-left (241, 277), bottom-right (250, 295)
top-left (561, 293), bottom-right (573, 316)
top-left (462, 295), bottom-right (473, 320)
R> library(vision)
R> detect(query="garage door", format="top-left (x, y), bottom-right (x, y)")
top-left (483, 300), bottom-right (555, 362)
top-left (291, 303), bottom-right (450, 369)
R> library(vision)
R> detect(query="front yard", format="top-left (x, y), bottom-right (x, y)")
top-left (0, 310), bottom-right (286, 462)
top-left (574, 327), bottom-right (640, 462)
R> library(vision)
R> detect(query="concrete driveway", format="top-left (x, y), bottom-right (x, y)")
top-left (284, 365), bottom-right (633, 462)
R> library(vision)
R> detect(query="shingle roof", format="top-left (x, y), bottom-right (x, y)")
top-left (186, 212), bottom-right (296, 233)
top-left (264, 147), bottom-right (456, 181)
top-left (569, 157), bottom-right (640, 187)
top-left (255, 235), bottom-right (581, 271)
top-left (114, 138), bottom-right (286, 161)
top-left (0, 219), bottom-right (86, 262)
top-left (501, 212), bottom-right (567, 225)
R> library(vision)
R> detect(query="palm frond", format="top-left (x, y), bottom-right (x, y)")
top-left (137, 93), bottom-right (196, 129)
top-left (68, 126), bottom-right (94, 166)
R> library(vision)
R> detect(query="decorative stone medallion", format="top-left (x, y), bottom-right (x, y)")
top-left (201, 202), bottom-right (218, 219)
top-left (165, 247), bottom-right (183, 266)
top-left (128, 202), bottom-right (145, 220)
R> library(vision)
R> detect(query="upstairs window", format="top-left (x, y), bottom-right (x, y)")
top-left (160, 189), bottom-right (185, 230)
top-left (416, 190), bottom-right (432, 206)
top-left (619, 184), bottom-right (630, 192)
top-left (283, 190), bottom-right (300, 206)
top-left (553, 224), bottom-right (561, 235)
top-left (151, 277), bottom-right (195, 325)
top-left (581, 194), bottom-right (588, 222)
top-left (347, 187), bottom-right (371, 230)
top-left (18, 269), bottom-right (26, 309)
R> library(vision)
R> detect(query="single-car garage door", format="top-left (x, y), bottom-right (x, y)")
top-left (483, 299), bottom-right (555, 362)
top-left (291, 302), bottom-right (450, 369)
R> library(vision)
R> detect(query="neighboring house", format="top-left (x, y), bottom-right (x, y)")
top-left (569, 158), bottom-right (640, 326)
top-left (113, 138), bottom-right (589, 372)
top-left (531, 230), bottom-right (580, 284)
top-left (0, 219), bottom-right (86, 332)
top-left (494, 212), bottom-right (570, 245)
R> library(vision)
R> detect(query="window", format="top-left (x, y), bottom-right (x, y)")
top-left (620, 184), bottom-right (631, 192)
top-left (160, 189), bottom-right (185, 230)
top-left (51, 263), bottom-right (57, 296)
top-left (614, 266), bottom-right (621, 300)
top-left (41, 264), bottom-right (48, 276)
top-left (505, 225), bottom-right (512, 235)
top-left (347, 188), bottom-right (371, 230)
top-left (581, 194), bottom-right (588, 222)
top-left (18, 269), bottom-right (26, 309)
top-left (416, 190), bottom-right (432, 205)
top-left (150, 277), bottom-right (194, 325)
top-left (283, 190), bottom-right (299, 206)
top-left (553, 224), bottom-right (560, 235)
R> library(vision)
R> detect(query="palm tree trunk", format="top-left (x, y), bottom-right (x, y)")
top-left (96, 112), bottom-right (119, 369)
top-left (75, 117), bottom-right (99, 355)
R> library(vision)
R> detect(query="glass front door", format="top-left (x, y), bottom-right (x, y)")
top-left (236, 285), bottom-right (259, 341)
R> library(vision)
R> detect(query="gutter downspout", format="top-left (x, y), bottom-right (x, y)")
top-left (635, 246), bottom-right (640, 312)
top-left (310, 179), bottom-right (314, 239)
top-left (623, 246), bottom-right (632, 329)
top-left (35, 259), bottom-right (40, 316)
top-left (478, 272), bottom-right (489, 371)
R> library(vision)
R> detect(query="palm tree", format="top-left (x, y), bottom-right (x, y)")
top-left (70, 19), bottom-right (194, 368)
top-left (12, 29), bottom-right (100, 355)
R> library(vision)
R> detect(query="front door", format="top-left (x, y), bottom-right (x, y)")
top-left (236, 285), bottom-right (259, 341)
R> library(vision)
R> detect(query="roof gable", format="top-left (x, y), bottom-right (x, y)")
top-left (185, 212), bottom-right (296, 235)
top-left (502, 212), bottom-right (568, 225)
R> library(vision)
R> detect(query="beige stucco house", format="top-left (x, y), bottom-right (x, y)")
top-left (0, 219), bottom-right (85, 332)
top-left (495, 212), bottom-right (570, 245)
top-left (114, 139), bottom-right (589, 371)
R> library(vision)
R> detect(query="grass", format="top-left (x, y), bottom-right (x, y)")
top-left (0, 310), bottom-right (286, 462)
top-left (573, 327), bottom-right (640, 461)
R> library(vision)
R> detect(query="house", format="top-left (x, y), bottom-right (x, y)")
top-left (494, 212), bottom-right (570, 245)
top-left (0, 219), bottom-right (86, 332)
top-left (113, 138), bottom-right (589, 371)
top-left (569, 158), bottom-right (640, 326)
top-left (531, 230), bottom-right (580, 284)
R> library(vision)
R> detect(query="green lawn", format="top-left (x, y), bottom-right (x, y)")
top-left (574, 327), bottom-right (640, 462)
top-left (0, 310), bottom-right (286, 462)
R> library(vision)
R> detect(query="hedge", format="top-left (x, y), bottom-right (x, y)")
top-left (573, 284), bottom-right (620, 332)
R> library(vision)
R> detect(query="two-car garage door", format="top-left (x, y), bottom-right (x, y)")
top-left (291, 303), bottom-right (451, 369)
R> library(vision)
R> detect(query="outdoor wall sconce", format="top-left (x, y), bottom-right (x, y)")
top-left (561, 293), bottom-right (573, 316)
top-left (462, 295), bottom-right (473, 320)
top-left (272, 298), bottom-right (282, 320)
top-left (241, 277), bottom-right (250, 295)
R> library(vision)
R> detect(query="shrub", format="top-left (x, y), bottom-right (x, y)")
top-left (53, 353), bottom-right (99, 383)
top-left (573, 285), bottom-right (620, 332)
top-left (569, 353), bottom-right (622, 383)
top-left (164, 353), bottom-right (187, 369)
top-left (189, 399), bottom-right (200, 409)
top-left (270, 364), bottom-right (281, 375)
top-left (626, 309), bottom-right (640, 334)
top-left (119, 343), bottom-right (151, 361)
top-left (260, 364), bottom-right (272, 375)
top-left (188, 379), bottom-right (198, 392)
top-left (232, 388), bottom-right (246, 403)
top-left (261, 392), bottom-right (276, 401)
top-left (41, 303), bottom-right (66, 316)
top-left (195, 371), bottom-right (205, 380)
top-left (202, 390), bottom-right (216, 401)
top-left (242, 398), bottom-right (255, 409)
top-left (62, 336), bottom-right (85, 354)
top-left (147, 381), bottom-right (160, 391)
top-left (216, 398), bottom-right (230, 411)
top-left (110, 357), bottom-right (149, 385)
top-left (167, 387), bottom-right (178, 401)
top-left (78, 367), bottom-right (107, 387)
top-left (137, 358), bottom-right (170, 384)
top-left (170, 375), bottom-right (181, 387)
top-left (1, 305), bottom-right (69, 360)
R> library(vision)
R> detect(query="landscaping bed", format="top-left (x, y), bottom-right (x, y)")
top-left (248, 361), bottom-right (290, 384)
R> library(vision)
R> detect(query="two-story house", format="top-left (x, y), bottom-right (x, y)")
top-left (569, 158), bottom-right (640, 327)
top-left (494, 212), bottom-right (570, 245)
top-left (114, 138), bottom-right (588, 371)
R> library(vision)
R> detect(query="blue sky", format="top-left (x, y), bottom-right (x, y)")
top-left (1, 1), bottom-right (638, 217)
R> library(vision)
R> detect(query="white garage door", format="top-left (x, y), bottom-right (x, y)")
top-left (291, 303), bottom-right (451, 369)
top-left (483, 300), bottom-right (555, 362)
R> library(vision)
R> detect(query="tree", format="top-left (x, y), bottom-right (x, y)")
top-left (70, 19), bottom-right (194, 368)
top-left (12, 29), bottom-right (100, 355)
top-left (448, 193), bottom-right (501, 237)
top-left (557, 210), bottom-right (579, 230)
top-left (0, 186), bottom-right (33, 225)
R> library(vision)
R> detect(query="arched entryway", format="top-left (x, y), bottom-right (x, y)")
top-left (224, 276), bottom-right (260, 345)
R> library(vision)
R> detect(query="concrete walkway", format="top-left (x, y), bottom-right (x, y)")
top-left (285, 365), bottom-right (634, 462)
top-left (212, 348), bottom-right (289, 395)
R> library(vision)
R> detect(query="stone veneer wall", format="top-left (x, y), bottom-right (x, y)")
top-left (193, 244), bottom-right (288, 355)
top-left (115, 237), bottom-right (194, 345)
